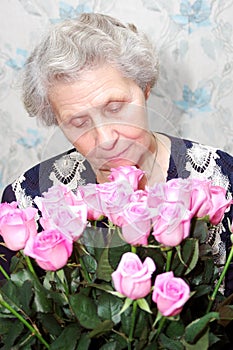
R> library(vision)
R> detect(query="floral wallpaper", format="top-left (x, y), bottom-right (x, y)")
top-left (0, 0), bottom-right (233, 196)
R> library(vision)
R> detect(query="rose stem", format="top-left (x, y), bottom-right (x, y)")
top-left (0, 297), bottom-right (50, 348)
top-left (0, 264), bottom-right (10, 280)
top-left (165, 249), bottom-right (173, 272)
top-left (128, 300), bottom-right (137, 347)
top-left (207, 242), bottom-right (233, 312)
top-left (24, 255), bottom-right (39, 280)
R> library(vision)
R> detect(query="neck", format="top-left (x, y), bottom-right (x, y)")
top-left (137, 132), bottom-right (158, 189)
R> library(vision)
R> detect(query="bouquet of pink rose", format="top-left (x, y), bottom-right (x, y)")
top-left (0, 166), bottom-right (233, 349)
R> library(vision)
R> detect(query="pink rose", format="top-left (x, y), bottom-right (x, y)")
top-left (147, 183), bottom-right (166, 209)
top-left (108, 166), bottom-right (145, 190)
top-left (152, 271), bottom-right (190, 316)
top-left (95, 180), bottom-right (133, 226)
top-left (129, 189), bottom-right (148, 203)
top-left (0, 202), bottom-right (38, 251)
top-left (35, 184), bottom-right (81, 219)
top-left (189, 179), bottom-right (212, 218)
top-left (77, 183), bottom-right (104, 221)
top-left (35, 185), bottom-right (88, 241)
top-left (208, 185), bottom-right (232, 225)
top-left (121, 201), bottom-right (152, 245)
top-left (152, 201), bottom-right (191, 246)
top-left (163, 178), bottom-right (192, 208)
top-left (24, 229), bottom-right (73, 271)
top-left (112, 252), bottom-right (156, 300)
top-left (39, 203), bottom-right (87, 241)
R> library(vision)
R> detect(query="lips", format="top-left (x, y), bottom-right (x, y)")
top-left (90, 143), bottom-right (132, 164)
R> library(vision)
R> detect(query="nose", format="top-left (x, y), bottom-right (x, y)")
top-left (93, 123), bottom-right (119, 150)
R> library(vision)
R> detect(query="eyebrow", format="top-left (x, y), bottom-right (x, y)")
top-left (98, 95), bottom-right (129, 107)
top-left (61, 95), bottom-right (130, 122)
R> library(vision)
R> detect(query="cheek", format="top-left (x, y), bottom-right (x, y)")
top-left (117, 124), bottom-right (149, 142)
top-left (73, 131), bottom-right (95, 156)
top-left (122, 104), bottom-right (149, 129)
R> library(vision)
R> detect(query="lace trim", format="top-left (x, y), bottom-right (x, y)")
top-left (49, 151), bottom-right (87, 190)
top-left (12, 174), bottom-right (34, 209)
top-left (186, 144), bottom-right (219, 179)
top-left (185, 143), bottom-right (231, 275)
top-left (12, 151), bottom-right (88, 208)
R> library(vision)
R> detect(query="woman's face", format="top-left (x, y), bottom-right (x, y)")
top-left (49, 64), bottom-right (154, 182)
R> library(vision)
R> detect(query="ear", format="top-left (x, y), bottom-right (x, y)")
top-left (145, 85), bottom-right (151, 100)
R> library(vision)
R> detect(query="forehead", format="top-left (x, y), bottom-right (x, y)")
top-left (48, 65), bottom-right (133, 113)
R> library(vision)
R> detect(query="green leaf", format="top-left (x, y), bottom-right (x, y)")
top-left (195, 258), bottom-right (215, 286)
top-left (191, 284), bottom-right (212, 298)
top-left (139, 244), bottom-right (166, 273)
top-left (97, 292), bottom-right (123, 324)
top-left (89, 319), bottom-right (114, 338)
top-left (76, 333), bottom-right (91, 350)
top-left (0, 318), bottom-right (14, 335)
top-left (33, 279), bottom-right (53, 313)
top-left (82, 254), bottom-right (98, 273)
top-left (43, 269), bottom-right (67, 292)
top-left (120, 303), bottom-right (132, 336)
top-left (96, 247), bottom-right (114, 282)
top-left (108, 235), bottom-right (130, 270)
top-left (159, 333), bottom-right (184, 350)
top-left (171, 238), bottom-right (199, 276)
top-left (38, 313), bottom-right (63, 337)
top-left (70, 267), bottom-right (81, 294)
top-left (119, 297), bottom-right (133, 315)
top-left (88, 283), bottom-right (114, 293)
top-left (1, 320), bottom-right (24, 349)
top-left (50, 323), bottom-right (81, 350)
top-left (182, 239), bottom-right (199, 275)
top-left (137, 298), bottom-right (152, 314)
top-left (11, 268), bottom-right (33, 287)
top-left (0, 280), bottom-right (21, 309)
top-left (191, 220), bottom-right (209, 243)
top-left (184, 312), bottom-right (219, 344)
top-left (134, 309), bottom-right (150, 339)
top-left (99, 341), bottom-right (118, 350)
top-left (10, 269), bottom-right (52, 313)
top-left (69, 293), bottom-right (101, 329)
top-left (144, 343), bottom-right (159, 350)
top-left (19, 280), bottom-right (33, 314)
top-left (166, 319), bottom-right (185, 338)
top-left (10, 254), bottom-right (26, 274)
top-left (208, 331), bottom-right (221, 347)
top-left (109, 333), bottom-right (128, 349)
top-left (182, 327), bottom-right (209, 350)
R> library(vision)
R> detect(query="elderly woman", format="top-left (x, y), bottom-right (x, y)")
top-left (1, 13), bottom-right (233, 297)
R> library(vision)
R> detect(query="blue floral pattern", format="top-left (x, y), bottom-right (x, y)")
top-left (175, 84), bottom-right (212, 112)
top-left (17, 129), bottom-right (43, 148)
top-left (6, 48), bottom-right (28, 71)
top-left (172, 0), bottom-right (212, 31)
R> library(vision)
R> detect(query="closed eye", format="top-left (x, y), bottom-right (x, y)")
top-left (70, 116), bottom-right (90, 128)
top-left (105, 101), bottom-right (123, 114)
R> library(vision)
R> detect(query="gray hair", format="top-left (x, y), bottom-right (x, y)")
top-left (22, 13), bottom-right (159, 126)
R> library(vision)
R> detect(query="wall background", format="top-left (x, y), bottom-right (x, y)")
top-left (0, 0), bottom-right (233, 195)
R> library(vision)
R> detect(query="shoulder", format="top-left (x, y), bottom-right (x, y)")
top-left (1, 148), bottom-right (95, 207)
top-left (167, 134), bottom-right (233, 185)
